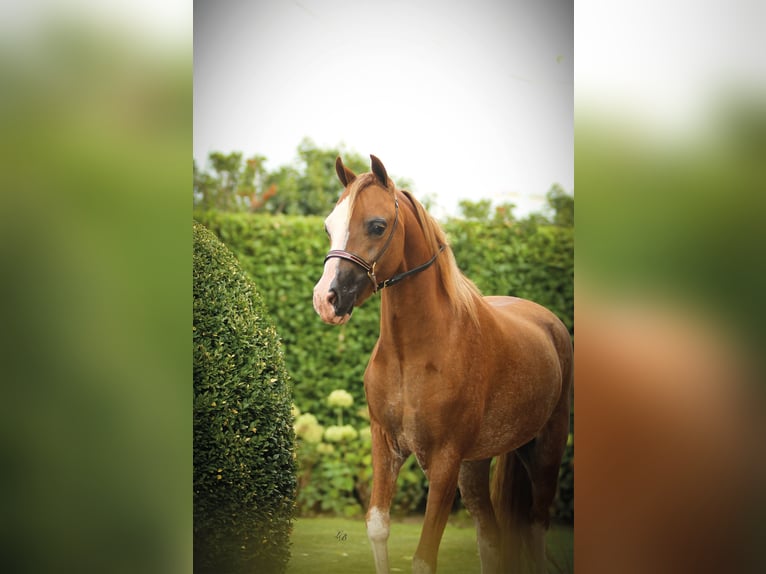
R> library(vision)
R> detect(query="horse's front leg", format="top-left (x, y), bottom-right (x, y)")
top-left (413, 453), bottom-right (461, 574)
top-left (367, 421), bottom-right (406, 574)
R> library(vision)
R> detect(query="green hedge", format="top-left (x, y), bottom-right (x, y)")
top-left (193, 212), bottom-right (572, 415)
top-left (448, 220), bottom-right (574, 334)
top-left (193, 222), bottom-right (296, 573)
top-left (194, 210), bottom-right (574, 521)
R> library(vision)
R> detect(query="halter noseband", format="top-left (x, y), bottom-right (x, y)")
top-left (323, 194), bottom-right (444, 293)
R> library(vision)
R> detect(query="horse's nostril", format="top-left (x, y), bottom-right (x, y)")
top-left (327, 289), bottom-right (337, 307)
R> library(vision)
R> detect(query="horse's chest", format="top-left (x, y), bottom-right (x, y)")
top-left (365, 364), bottom-right (459, 457)
top-left (370, 402), bottom-right (432, 460)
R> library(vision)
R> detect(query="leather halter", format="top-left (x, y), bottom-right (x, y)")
top-left (324, 193), bottom-right (444, 293)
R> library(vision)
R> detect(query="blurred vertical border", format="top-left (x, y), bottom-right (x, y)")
top-left (0, 2), bottom-right (191, 572)
top-left (575, 1), bottom-right (766, 573)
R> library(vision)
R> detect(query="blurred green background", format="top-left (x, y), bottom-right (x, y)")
top-left (577, 100), bottom-right (766, 355)
top-left (0, 11), bottom-right (191, 574)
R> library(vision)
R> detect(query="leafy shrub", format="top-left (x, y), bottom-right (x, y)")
top-left (193, 222), bottom-right (296, 573)
top-left (193, 211), bottom-right (573, 522)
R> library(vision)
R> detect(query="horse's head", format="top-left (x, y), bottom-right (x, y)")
top-left (313, 155), bottom-right (403, 325)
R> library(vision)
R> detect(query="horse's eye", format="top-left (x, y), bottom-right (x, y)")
top-left (368, 220), bottom-right (387, 237)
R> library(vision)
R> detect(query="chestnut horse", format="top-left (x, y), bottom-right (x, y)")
top-left (313, 156), bottom-right (572, 574)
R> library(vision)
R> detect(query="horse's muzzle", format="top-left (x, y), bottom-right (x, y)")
top-left (313, 263), bottom-right (369, 325)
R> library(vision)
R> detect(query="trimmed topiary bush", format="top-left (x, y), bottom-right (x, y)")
top-left (193, 221), bottom-right (296, 573)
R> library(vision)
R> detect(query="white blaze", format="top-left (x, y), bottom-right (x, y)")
top-left (313, 197), bottom-right (352, 324)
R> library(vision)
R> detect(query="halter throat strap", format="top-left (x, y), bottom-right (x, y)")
top-left (375, 244), bottom-right (445, 290)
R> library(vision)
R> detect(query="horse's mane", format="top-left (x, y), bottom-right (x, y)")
top-left (347, 174), bottom-right (483, 324)
top-left (398, 189), bottom-right (483, 325)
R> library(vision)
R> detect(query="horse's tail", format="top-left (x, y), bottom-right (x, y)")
top-left (491, 450), bottom-right (535, 572)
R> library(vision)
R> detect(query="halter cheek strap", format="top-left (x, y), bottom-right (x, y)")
top-left (324, 197), bottom-right (399, 293)
top-left (324, 195), bottom-right (444, 293)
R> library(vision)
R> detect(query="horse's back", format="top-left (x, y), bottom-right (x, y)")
top-left (485, 295), bottom-right (569, 340)
top-left (483, 295), bottom-right (572, 382)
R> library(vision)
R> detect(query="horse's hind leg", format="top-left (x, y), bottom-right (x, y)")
top-left (458, 459), bottom-right (501, 574)
top-left (519, 397), bottom-right (571, 573)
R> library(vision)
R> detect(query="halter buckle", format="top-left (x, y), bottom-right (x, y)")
top-left (368, 261), bottom-right (378, 293)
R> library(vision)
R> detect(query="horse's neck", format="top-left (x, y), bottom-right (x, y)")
top-left (378, 262), bottom-right (455, 349)
top-left (378, 204), bottom-right (465, 347)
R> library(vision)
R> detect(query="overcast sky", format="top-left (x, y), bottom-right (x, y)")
top-left (194, 0), bottom-right (573, 218)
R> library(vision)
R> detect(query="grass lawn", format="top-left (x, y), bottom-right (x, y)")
top-left (287, 516), bottom-right (573, 574)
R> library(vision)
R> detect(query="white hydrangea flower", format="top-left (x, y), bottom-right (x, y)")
top-left (324, 424), bottom-right (358, 442)
top-left (323, 425), bottom-right (344, 443)
top-left (316, 442), bottom-right (335, 455)
top-left (294, 413), bottom-right (324, 443)
top-left (340, 425), bottom-right (358, 441)
top-left (327, 389), bottom-right (354, 408)
top-left (303, 423), bottom-right (324, 444)
top-left (294, 412), bottom-right (317, 432)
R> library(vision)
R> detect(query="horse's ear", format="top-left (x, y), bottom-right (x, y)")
top-left (370, 155), bottom-right (389, 187)
top-left (335, 156), bottom-right (357, 188)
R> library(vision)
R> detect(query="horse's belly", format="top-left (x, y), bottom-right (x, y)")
top-left (464, 368), bottom-right (563, 460)
top-left (463, 420), bottom-right (542, 461)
